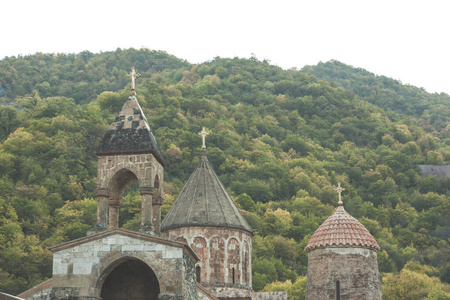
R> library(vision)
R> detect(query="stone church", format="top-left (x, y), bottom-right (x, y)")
top-left (0, 69), bottom-right (381, 300)
top-left (304, 183), bottom-right (382, 300)
top-left (9, 70), bottom-right (255, 300)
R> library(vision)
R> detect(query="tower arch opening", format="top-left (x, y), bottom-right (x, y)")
top-left (107, 168), bottom-right (139, 229)
top-left (109, 168), bottom-right (139, 198)
top-left (99, 258), bottom-right (160, 300)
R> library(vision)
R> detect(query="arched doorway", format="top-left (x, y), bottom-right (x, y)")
top-left (100, 258), bottom-right (160, 300)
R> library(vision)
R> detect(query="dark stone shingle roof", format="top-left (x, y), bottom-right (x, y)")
top-left (95, 94), bottom-right (164, 166)
top-left (161, 150), bottom-right (252, 233)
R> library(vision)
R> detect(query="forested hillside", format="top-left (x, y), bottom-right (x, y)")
top-left (0, 49), bottom-right (449, 299)
top-left (303, 60), bottom-right (450, 133)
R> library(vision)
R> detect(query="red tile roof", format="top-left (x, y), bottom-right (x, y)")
top-left (305, 205), bottom-right (380, 252)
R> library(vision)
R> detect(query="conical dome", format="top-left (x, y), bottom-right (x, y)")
top-left (305, 205), bottom-right (379, 252)
top-left (95, 91), bottom-right (164, 166)
top-left (161, 150), bottom-right (252, 233)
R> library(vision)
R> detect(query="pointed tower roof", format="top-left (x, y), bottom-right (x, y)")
top-left (95, 69), bottom-right (164, 165)
top-left (305, 183), bottom-right (379, 252)
top-left (161, 149), bottom-right (252, 233)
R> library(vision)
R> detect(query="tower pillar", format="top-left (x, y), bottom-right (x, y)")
top-left (139, 187), bottom-right (154, 234)
top-left (108, 199), bottom-right (121, 229)
top-left (96, 188), bottom-right (110, 231)
top-left (152, 195), bottom-right (163, 236)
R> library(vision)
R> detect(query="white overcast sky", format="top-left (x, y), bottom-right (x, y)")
top-left (1, 0), bottom-right (449, 95)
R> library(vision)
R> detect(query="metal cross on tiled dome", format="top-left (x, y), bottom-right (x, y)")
top-left (304, 183), bottom-right (379, 252)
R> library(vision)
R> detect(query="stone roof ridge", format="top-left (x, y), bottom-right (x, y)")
top-left (17, 278), bottom-right (53, 299)
top-left (47, 228), bottom-right (200, 262)
top-left (0, 292), bottom-right (26, 300)
top-left (95, 92), bottom-right (165, 165)
top-left (161, 150), bottom-right (252, 233)
top-left (196, 282), bottom-right (219, 300)
top-left (305, 204), bottom-right (379, 252)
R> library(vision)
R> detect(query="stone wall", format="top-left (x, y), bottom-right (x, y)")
top-left (250, 291), bottom-right (287, 300)
top-left (417, 165), bottom-right (450, 179)
top-left (306, 247), bottom-right (381, 300)
top-left (184, 252), bottom-right (198, 300)
top-left (162, 226), bottom-right (252, 298)
top-left (48, 230), bottom-right (198, 300)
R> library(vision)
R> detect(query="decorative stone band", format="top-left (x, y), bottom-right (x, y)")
top-left (310, 246), bottom-right (377, 257)
top-left (95, 188), bottom-right (111, 197)
top-left (139, 186), bottom-right (155, 195)
top-left (107, 199), bottom-right (121, 208)
top-left (199, 282), bottom-right (252, 290)
top-left (153, 196), bottom-right (164, 206)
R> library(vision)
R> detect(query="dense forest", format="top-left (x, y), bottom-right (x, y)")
top-left (0, 48), bottom-right (449, 299)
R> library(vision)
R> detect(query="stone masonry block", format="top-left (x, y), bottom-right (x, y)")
top-left (162, 250), bottom-right (183, 259)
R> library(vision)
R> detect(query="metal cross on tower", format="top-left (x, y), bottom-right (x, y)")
top-left (198, 127), bottom-right (210, 149)
top-left (126, 67), bottom-right (140, 89)
top-left (334, 182), bottom-right (345, 205)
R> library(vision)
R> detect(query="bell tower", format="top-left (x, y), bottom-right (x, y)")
top-left (95, 67), bottom-right (165, 235)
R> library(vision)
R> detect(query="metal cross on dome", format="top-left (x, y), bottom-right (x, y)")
top-left (198, 127), bottom-right (210, 149)
top-left (334, 182), bottom-right (345, 205)
top-left (126, 67), bottom-right (140, 89)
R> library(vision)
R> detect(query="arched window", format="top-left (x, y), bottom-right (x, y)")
top-left (232, 267), bottom-right (235, 284)
top-left (336, 280), bottom-right (340, 300)
top-left (196, 266), bottom-right (201, 283)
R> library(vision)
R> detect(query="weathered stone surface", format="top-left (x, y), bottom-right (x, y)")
top-left (250, 291), bottom-right (287, 300)
top-left (163, 226), bottom-right (252, 298)
top-left (40, 229), bottom-right (199, 300)
top-left (417, 164), bottom-right (450, 179)
top-left (306, 248), bottom-right (381, 300)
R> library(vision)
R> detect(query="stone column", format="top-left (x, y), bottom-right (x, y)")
top-left (95, 188), bottom-right (110, 231)
top-left (152, 195), bottom-right (164, 236)
top-left (139, 187), bottom-right (154, 234)
top-left (108, 198), bottom-right (121, 229)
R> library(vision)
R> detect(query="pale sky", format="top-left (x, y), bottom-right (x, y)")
top-left (2, 0), bottom-right (449, 95)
